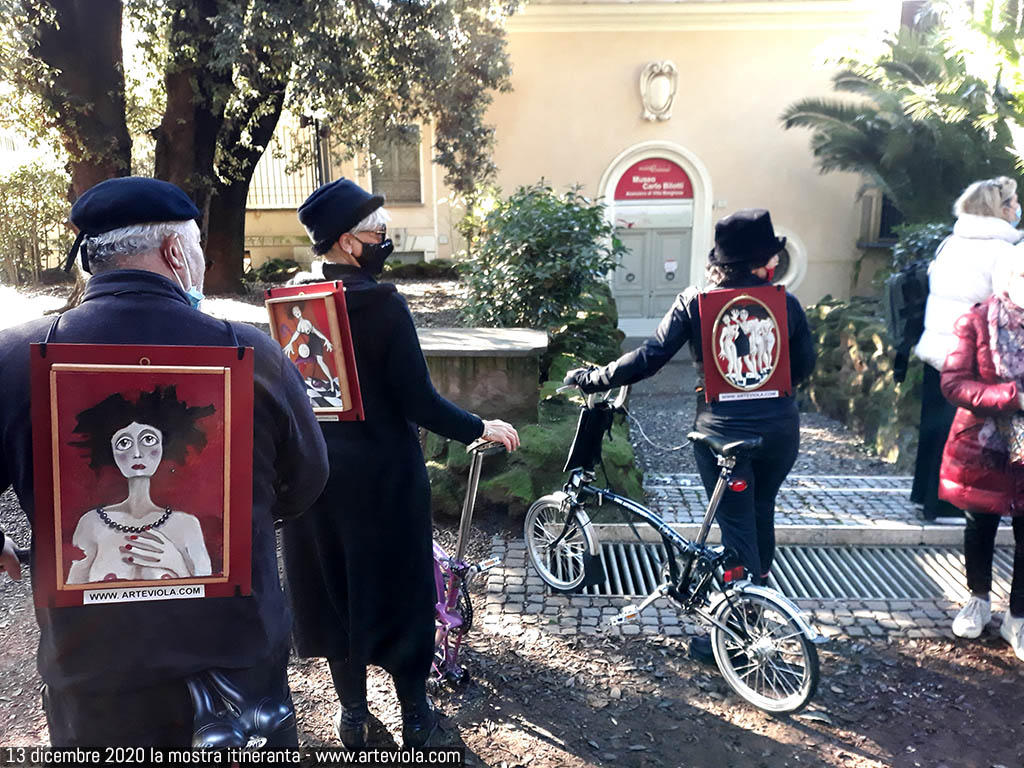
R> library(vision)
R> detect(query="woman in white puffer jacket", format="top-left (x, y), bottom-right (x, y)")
top-left (913, 176), bottom-right (1024, 520)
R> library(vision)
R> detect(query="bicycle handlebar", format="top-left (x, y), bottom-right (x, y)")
top-left (558, 383), bottom-right (630, 410)
top-left (466, 438), bottom-right (506, 456)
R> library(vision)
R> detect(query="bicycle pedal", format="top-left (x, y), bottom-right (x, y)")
top-left (474, 556), bottom-right (501, 572)
top-left (609, 605), bottom-right (641, 626)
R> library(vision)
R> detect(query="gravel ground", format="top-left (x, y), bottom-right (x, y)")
top-left (623, 356), bottom-right (902, 477)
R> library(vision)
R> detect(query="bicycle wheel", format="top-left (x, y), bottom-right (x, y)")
top-left (710, 590), bottom-right (819, 714)
top-left (524, 494), bottom-right (597, 592)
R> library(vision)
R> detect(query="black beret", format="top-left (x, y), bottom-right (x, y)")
top-left (65, 177), bottom-right (200, 273)
top-left (298, 179), bottom-right (385, 253)
top-left (710, 208), bottom-right (787, 265)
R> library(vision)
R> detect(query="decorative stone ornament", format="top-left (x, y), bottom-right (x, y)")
top-left (640, 61), bottom-right (678, 122)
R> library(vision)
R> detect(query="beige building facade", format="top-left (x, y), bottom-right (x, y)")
top-left (244, 0), bottom-right (900, 332)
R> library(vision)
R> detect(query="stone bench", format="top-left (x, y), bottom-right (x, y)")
top-left (417, 328), bottom-right (548, 424)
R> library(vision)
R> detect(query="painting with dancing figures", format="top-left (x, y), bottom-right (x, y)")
top-left (698, 284), bottom-right (791, 403)
top-left (264, 281), bottom-right (363, 420)
top-left (30, 344), bottom-right (254, 607)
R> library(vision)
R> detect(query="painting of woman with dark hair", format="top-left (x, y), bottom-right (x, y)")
top-left (66, 385), bottom-right (216, 585)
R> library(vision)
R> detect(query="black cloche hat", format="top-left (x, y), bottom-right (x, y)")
top-left (298, 179), bottom-right (385, 254)
top-left (64, 177), bottom-right (201, 273)
top-left (710, 208), bottom-right (787, 265)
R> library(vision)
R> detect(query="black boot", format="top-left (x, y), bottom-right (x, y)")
top-left (334, 704), bottom-right (369, 749)
top-left (401, 705), bottom-right (437, 750)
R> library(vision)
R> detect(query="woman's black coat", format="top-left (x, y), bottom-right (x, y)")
top-left (280, 264), bottom-right (483, 677)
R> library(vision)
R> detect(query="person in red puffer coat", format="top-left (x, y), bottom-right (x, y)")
top-left (939, 264), bottom-right (1024, 661)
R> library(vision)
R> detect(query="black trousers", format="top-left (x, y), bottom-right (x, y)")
top-left (912, 364), bottom-right (962, 518)
top-left (329, 656), bottom-right (430, 719)
top-left (693, 425), bottom-right (799, 582)
top-left (43, 653), bottom-right (296, 749)
top-left (964, 511), bottom-right (1024, 617)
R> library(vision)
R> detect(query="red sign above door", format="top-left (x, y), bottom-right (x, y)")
top-left (614, 158), bottom-right (693, 200)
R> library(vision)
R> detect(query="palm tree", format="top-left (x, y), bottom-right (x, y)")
top-left (781, 29), bottom-right (1018, 223)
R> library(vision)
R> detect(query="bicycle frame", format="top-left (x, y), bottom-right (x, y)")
top-left (430, 440), bottom-right (503, 686)
top-left (562, 469), bottom-right (821, 645)
top-left (563, 456), bottom-right (732, 596)
top-left (547, 380), bottom-right (822, 646)
top-left (530, 384), bottom-right (824, 712)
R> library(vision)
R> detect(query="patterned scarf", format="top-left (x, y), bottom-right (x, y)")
top-left (982, 295), bottom-right (1024, 458)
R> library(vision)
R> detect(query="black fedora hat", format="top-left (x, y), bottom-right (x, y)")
top-left (710, 209), bottom-right (787, 265)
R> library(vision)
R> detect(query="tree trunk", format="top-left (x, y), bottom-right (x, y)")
top-left (34, 0), bottom-right (132, 198)
top-left (32, 0), bottom-right (131, 311)
top-left (153, 0), bottom-right (230, 227)
top-left (204, 181), bottom-right (250, 294)
top-left (203, 83), bottom-right (288, 293)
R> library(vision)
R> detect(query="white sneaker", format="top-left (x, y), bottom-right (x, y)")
top-left (999, 612), bottom-right (1024, 661)
top-left (952, 596), bottom-right (991, 639)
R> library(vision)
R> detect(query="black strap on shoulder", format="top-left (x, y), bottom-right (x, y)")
top-left (39, 315), bottom-right (62, 357)
top-left (222, 319), bottom-right (245, 359)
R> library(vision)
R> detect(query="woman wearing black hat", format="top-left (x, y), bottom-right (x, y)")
top-left (281, 179), bottom-right (519, 749)
top-left (567, 209), bottom-right (816, 662)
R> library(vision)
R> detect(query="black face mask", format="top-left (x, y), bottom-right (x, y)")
top-left (357, 238), bottom-right (394, 276)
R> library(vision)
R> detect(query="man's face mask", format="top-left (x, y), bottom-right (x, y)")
top-left (170, 245), bottom-right (205, 310)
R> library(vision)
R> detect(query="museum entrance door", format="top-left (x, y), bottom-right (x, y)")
top-left (609, 158), bottom-right (696, 320)
top-left (612, 210), bottom-right (693, 319)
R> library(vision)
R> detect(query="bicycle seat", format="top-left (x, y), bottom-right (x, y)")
top-left (686, 432), bottom-right (763, 457)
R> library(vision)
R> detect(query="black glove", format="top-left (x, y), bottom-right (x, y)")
top-left (564, 366), bottom-right (597, 392)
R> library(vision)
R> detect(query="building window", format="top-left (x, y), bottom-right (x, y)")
top-left (858, 191), bottom-right (904, 246)
top-left (370, 127), bottom-right (422, 204)
top-left (247, 121), bottom-right (321, 209)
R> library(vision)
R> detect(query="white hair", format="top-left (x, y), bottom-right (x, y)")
top-left (85, 220), bottom-right (201, 271)
top-left (349, 207), bottom-right (391, 235)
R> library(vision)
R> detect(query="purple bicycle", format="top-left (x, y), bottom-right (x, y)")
top-left (430, 439), bottom-right (504, 690)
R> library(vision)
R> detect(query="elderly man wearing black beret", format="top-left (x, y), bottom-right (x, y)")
top-left (0, 177), bottom-right (329, 747)
top-left (279, 179), bottom-right (519, 749)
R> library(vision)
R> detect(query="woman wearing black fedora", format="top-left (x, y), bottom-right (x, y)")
top-left (567, 209), bottom-right (816, 662)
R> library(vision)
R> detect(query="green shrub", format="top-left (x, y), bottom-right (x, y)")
top-left (802, 295), bottom-right (920, 465)
top-left (425, 365), bottom-right (643, 519)
top-left (459, 181), bottom-right (626, 329)
top-left (383, 259), bottom-right (459, 280)
top-left (866, 220), bottom-right (952, 292)
top-left (253, 258), bottom-right (301, 283)
top-left (544, 282), bottom-right (624, 379)
top-left (0, 162), bottom-right (73, 285)
top-left (890, 222), bottom-right (953, 270)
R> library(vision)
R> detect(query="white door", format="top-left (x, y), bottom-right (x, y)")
top-left (613, 227), bottom-right (692, 317)
top-left (612, 229), bottom-right (649, 318)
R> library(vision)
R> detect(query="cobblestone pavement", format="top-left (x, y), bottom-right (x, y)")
top-left (642, 472), bottom-right (1015, 545)
top-left (482, 540), bottom-right (983, 646)
top-left (645, 473), bottom-right (919, 527)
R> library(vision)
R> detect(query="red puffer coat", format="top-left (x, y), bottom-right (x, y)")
top-left (939, 300), bottom-right (1024, 516)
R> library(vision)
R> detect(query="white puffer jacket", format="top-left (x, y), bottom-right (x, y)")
top-left (915, 214), bottom-right (1024, 370)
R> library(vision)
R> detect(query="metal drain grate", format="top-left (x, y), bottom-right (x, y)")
top-left (570, 543), bottom-right (1014, 601)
